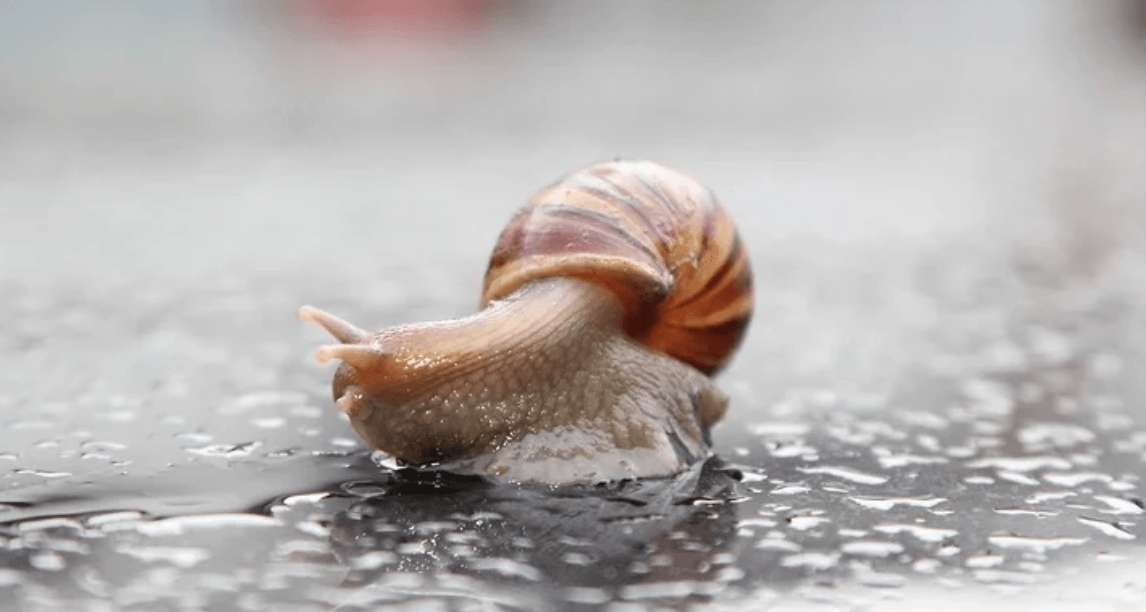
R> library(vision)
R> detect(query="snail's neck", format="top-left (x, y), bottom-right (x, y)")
top-left (387, 276), bottom-right (624, 370)
top-left (339, 278), bottom-right (628, 451)
top-left (339, 275), bottom-right (721, 478)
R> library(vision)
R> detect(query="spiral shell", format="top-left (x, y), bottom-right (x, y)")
top-left (482, 160), bottom-right (753, 374)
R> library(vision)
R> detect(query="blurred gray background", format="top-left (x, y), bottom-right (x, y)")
top-left (2, 1), bottom-right (1143, 288)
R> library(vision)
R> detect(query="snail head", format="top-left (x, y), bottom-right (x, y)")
top-left (297, 299), bottom-right (549, 465)
top-left (298, 305), bottom-right (386, 422)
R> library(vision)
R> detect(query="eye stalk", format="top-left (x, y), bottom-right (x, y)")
top-left (313, 343), bottom-right (385, 369)
top-left (299, 305), bottom-right (389, 380)
top-left (298, 306), bottom-right (384, 420)
top-left (298, 305), bottom-right (369, 344)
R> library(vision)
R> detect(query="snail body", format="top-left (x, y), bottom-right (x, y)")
top-left (300, 160), bottom-right (752, 484)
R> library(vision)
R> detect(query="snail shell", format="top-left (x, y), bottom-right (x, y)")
top-left (484, 160), bottom-right (752, 375)
top-left (300, 160), bottom-right (752, 484)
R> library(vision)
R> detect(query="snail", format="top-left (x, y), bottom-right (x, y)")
top-left (299, 160), bottom-right (752, 484)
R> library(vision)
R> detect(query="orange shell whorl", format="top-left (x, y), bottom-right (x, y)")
top-left (481, 160), bottom-right (753, 374)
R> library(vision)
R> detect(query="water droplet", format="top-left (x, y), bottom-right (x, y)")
top-left (251, 417), bottom-right (285, 429)
top-left (855, 568), bottom-right (906, 588)
top-left (996, 471), bottom-right (1041, 486)
top-left (86, 511), bottom-right (146, 529)
top-left (619, 581), bottom-right (701, 601)
top-left (1093, 495), bottom-right (1145, 515)
top-left (873, 524), bottom-right (957, 543)
top-left (912, 559), bottom-right (941, 574)
top-left (12, 468), bottom-right (72, 479)
top-left (768, 443), bottom-right (819, 459)
top-left (29, 552), bottom-right (66, 571)
top-left (16, 517), bottom-right (83, 532)
top-left (469, 558), bottom-right (542, 581)
top-left (973, 569), bottom-right (1038, 585)
top-left (770, 484), bottom-right (810, 495)
top-left (349, 551), bottom-right (398, 570)
top-left (780, 552), bottom-right (839, 570)
top-left (787, 516), bottom-right (830, 531)
top-left (798, 466), bottom-right (889, 485)
top-left (1018, 422), bottom-right (1096, 449)
top-left (0, 569), bottom-right (21, 587)
top-left (296, 520), bottom-right (330, 538)
top-left (1025, 490), bottom-right (1076, 503)
top-left (841, 540), bottom-right (904, 558)
top-left (1077, 516), bottom-right (1136, 540)
top-left (175, 431), bottom-right (213, 444)
top-left (966, 456), bottom-right (1072, 472)
top-left (750, 422), bottom-right (810, 437)
top-left (849, 496), bottom-right (946, 511)
top-left (755, 538), bottom-right (801, 552)
top-left (1043, 472), bottom-right (1112, 487)
top-left (875, 454), bottom-right (948, 469)
top-left (136, 514), bottom-right (281, 537)
top-left (965, 554), bottom-right (1004, 568)
top-left (185, 441), bottom-right (262, 458)
top-left (562, 552), bottom-right (593, 566)
top-left (737, 469), bottom-right (767, 483)
top-left (993, 508), bottom-right (1058, 518)
top-left (987, 534), bottom-right (1088, 552)
top-left (117, 545), bottom-right (210, 568)
top-left (282, 492), bottom-right (330, 507)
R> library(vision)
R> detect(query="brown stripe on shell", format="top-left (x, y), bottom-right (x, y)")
top-left (534, 205), bottom-right (663, 266)
top-left (644, 314), bottom-right (751, 374)
top-left (576, 183), bottom-right (671, 248)
top-left (671, 233), bottom-right (743, 308)
top-left (531, 181), bottom-right (667, 256)
top-left (667, 254), bottom-right (752, 324)
top-left (485, 207), bottom-right (530, 272)
top-left (629, 165), bottom-right (686, 217)
top-left (482, 160), bottom-right (753, 374)
top-left (659, 288), bottom-right (753, 330)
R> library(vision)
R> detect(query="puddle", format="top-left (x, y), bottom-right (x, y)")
top-left (1, 455), bottom-right (745, 609)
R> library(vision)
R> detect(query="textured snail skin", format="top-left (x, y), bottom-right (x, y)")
top-left (300, 160), bottom-right (751, 484)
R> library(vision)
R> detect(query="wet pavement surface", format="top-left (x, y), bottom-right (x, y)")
top-left (3, 2), bottom-right (1146, 610)
top-left (3, 231), bottom-right (1146, 611)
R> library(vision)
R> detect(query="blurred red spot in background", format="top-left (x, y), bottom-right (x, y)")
top-left (300, 0), bottom-right (493, 37)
